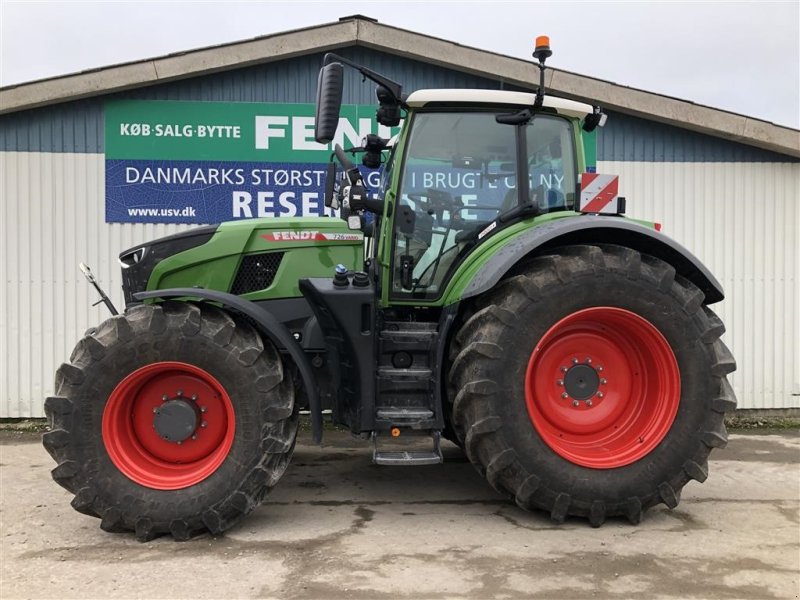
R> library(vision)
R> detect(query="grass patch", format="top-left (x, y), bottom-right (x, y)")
top-left (725, 415), bottom-right (800, 431)
top-left (0, 419), bottom-right (48, 432)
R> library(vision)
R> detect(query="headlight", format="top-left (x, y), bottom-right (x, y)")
top-left (119, 247), bottom-right (147, 268)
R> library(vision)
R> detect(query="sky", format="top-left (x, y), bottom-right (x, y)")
top-left (1, 1), bottom-right (798, 128)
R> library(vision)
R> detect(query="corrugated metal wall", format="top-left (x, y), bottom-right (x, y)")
top-left (0, 151), bottom-right (191, 417)
top-left (2, 151), bottom-right (798, 416)
top-left (3, 46), bottom-right (791, 163)
top-left (1, 48), bottom-right (510, 154)
top-left (601, 160), bottom-right (800, 410)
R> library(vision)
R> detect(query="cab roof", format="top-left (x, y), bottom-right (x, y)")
top-left (405, 89), bottom-right (594, 120)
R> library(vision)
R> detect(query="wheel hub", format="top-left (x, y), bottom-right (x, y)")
top-left (153, 399), bottom-right (199, 443)
top-left (563, 363), bottom-right (599, 400)
top-left (525, 307), bottom-right (681, 469)
top-left (102, 362), bottom-right (235, 490)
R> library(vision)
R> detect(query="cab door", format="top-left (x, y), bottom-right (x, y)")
top-left (385, 110), bottom-right (578, 305)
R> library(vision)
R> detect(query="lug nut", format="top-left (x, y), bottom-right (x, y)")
top-left (561, 366), bottom-right (568, 373)
top-left (597, 366), bottom-right (604, 372)
top-left (191, 434), bottom-right (197, 440)
top-left (586, 358), bottom-right (592, 364)
top-left (597, 392), bottom-right (605, 398)
top-left (561, 392), bottom-right (569, 399)
top-left (572, 400), bottom-right (580, 407)
top-left (177, 390), bottom-right (183, 397)
top-left (586, 399), bottom-right (593, 407)
top-left (152, 407), bottom-right (158, 414)
top-left (200, 406), bottom-right (208, 413)
top-left (572, 358), bottom-right (579, 365)
top-left (162, 395), bottom-right (168, 401)
top-left (191, 394), bottom-right (197, 401)
top-left (600, 378), bottom-right (607, 385)
top-left (177, 440), bottom-right (182, 445)
top-left (201, 421), bottom-right (208, 428)
top-left (557, 379), bottom-right (564, 386)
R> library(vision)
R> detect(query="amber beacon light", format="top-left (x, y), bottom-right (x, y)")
top-left (534, 35), bottom-right (552, 61)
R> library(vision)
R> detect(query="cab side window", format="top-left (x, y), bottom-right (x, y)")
top-left (527, 116), bottom-right (577, 210)
top-left (392, 112), bottom-right (517, 298)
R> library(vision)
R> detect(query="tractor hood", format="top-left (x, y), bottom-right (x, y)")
top-left (120, 217), bottom-right (364, 305)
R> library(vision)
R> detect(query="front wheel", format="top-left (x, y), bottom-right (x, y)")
top-left (43, 302), bottom-right (298, 540)
top-left (448, 244), bottom-right (736, 525)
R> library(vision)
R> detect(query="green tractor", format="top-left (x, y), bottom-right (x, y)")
top-left (44, 39), bottom-right (736, 541)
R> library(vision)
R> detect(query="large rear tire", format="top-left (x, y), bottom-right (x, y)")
top-left (43, 301), bottom-right (298, 540)
top-left (448, 244), bottom-right (736, 525)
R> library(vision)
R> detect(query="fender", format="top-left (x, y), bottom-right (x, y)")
top-left (133, 288), bottom-right (322, 442)
top-left (461, 216), bottom-right (725, 304)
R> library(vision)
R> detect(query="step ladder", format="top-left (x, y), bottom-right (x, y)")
top-left (372, 430), bottom-right (443, 466)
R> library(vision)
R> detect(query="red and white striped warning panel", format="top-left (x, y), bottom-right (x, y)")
top-left (579, 173), bottom-right (621, 214)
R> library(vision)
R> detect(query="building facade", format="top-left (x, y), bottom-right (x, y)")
top-left (1, 16), bottom-right (798, 417)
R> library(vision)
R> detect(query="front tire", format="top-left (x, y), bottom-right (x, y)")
top-left (43, 301), bottom-right (298, 540)
top-left (448, 245), bottom-right (736, 525)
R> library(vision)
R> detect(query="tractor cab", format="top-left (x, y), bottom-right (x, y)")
top-left (385, 90), bottom-right (590, 301)
top-left (301, 42), bottom-right (602, 460)
top-left (316, 54), bottom-right (596, 304)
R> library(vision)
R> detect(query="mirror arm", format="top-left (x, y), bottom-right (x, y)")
top-left (323, 52), bottom-right (404, 103)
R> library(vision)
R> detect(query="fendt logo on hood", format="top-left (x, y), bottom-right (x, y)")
top-left (261, 231), bottom-right (363, 242)
top-left (262, 231), bottom-right (324, 241)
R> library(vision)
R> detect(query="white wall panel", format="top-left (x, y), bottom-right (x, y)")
top-left (600, 160), bottom-right (800, 410)
top-left (1, 151), bottom-right (195, 417)
top-left (1, 152), bottom-right (798, 416)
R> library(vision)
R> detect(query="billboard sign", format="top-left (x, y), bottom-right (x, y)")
top-left (104, 100), bottom-right (399, 223)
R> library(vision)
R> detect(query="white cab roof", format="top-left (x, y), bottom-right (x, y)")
top-left (405, 89), bottom-right (594, 119)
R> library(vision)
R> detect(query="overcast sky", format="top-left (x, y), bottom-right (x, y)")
top-left (1, 1), bottom-right (798, 128)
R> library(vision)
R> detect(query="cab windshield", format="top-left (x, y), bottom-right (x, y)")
top-left (391, 111), bottom-right (576, 300)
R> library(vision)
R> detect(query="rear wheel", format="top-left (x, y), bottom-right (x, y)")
top-left (43, 301), bottom-right (298, 540)
top-left (448, 245), bottom-right (736, 525)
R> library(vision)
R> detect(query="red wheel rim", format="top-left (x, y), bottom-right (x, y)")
top-left (525, 307), bottom-right (680, 469)
top-left (102, 362), bottom-right (235, 490)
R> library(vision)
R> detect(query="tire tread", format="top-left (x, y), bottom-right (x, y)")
top-left (42, 301), bottom-right (298, 541)
top-left (447, 244), bottom-right (737, 526)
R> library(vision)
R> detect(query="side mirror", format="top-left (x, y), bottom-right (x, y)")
top-left (314, 62), bottom-right (344, 144)
top-left (324, 163), bottom-right (337, 208)
top-left (376, 85), bottom-right (402, 127)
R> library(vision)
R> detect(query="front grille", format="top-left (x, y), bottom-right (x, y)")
top-left (230, 252), bottom-right (285, 295)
